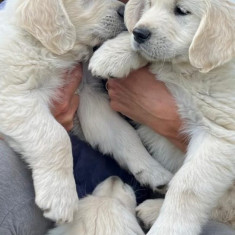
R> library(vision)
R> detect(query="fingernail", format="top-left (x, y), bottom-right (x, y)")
top-left (105, 82), bottom-right (109, 91)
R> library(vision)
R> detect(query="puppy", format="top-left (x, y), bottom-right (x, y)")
top-left (0, 0), bottom-right (126, 223)
top-left (0, 0), bottom-right (172, 224)
top-left (137, 183), bottom-right (235, 230)
top-left (89, 0), bottom-right (235, 234)
top-left (47, 176), bottom-right (145, 235)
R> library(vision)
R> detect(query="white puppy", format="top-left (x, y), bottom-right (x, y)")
top-left (47, 176), bottom-right (144, 235)
top-left (0, 0), bottom-right (173, 224)
top-left (89, 0), bottom-right (235, 234)
top-left (0, 0), bottom-right (126, 223)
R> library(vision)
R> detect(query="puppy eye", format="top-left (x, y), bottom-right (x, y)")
top-left (174, 6), bottom-right (191, 16)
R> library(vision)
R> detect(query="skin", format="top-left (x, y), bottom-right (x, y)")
top-left (0, 0), bottom-right (185, 151)
top-left (51, 65), bottom-right (82, 131)
top-left (50, 65), bottom-right (187, 152)
top-left (106, 68), bottom-right (187, 152)
top-left (49, 0), bottom-right (187, 152)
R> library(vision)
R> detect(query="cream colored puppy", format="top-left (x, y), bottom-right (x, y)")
top-left (47, 176), bottom-right (144, 235)
top-left (0, 0), bottom-right (173, 225)
top-left (89, 0), bottom-right (235, 234)
top-left (136, 185), bottom-right (235, 230)
top-left (0, 0), bottom-right (125, 223)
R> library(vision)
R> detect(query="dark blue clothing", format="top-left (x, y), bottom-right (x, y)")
top-left (71, 135), bottom-right (155, 204)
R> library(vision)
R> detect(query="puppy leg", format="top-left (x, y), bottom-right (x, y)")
top-left (89, 32), bottom-right (147, 79)
top-left (147, 131), bottom-right (235, 235)
top-left (136, 199), bottom-right (164, 230)
top-left (137, 125), bottom-right (185, 174)
top-left (211, 184), bottom-right (235, 228)
top-left (78, 84), bottom-right (172, 190)
top-left (0, 100), bottom-right (78, 223)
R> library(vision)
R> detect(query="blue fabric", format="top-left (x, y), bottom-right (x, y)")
top-left (71, 135), bottom-right (154, 204)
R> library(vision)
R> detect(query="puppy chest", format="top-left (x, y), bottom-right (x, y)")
top-left (165, 74), bottom-right (235, 135)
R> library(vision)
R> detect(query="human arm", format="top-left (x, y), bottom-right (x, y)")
top-left (51, 65), bottom-right (82, 131)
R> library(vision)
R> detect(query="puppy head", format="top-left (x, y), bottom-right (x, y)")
top-left (93, 176), bottom-right (136, 212)
top-left (125, 0), bottom-right (235, 72)
top-left (15, 0), bottom-right (125, 55)
top-left (67, 0), bottom-right (126, 48)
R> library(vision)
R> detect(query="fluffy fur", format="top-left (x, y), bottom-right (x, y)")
top-left (89, 0), bottom-right (235, 234)
top-left (47, 176), bottom-right (144, 235)
top-left (0, 0), bottom-right (126, 223)
top-left (137, 183), bottom-right (235, 230)
top-left (0, 0), bottom-right (174, 225)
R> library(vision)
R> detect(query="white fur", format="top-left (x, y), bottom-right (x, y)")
top-left (47, 176), bottom-right (145, 235)
top-left (137, 184), bottom-right (235, 230)
top-left (89, 0), bottom-right (235, 234)
top-left (0, 0), bottom-right (126, 223)
top-left (0, 0), bottom-right (173, 225)
top-left (79, 63), bottom-right (172, 191)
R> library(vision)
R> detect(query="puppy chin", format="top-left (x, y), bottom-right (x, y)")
top-left (130, 36), bottom-right (158, 62)
top-left (130, 35), bottom-right (140, 52)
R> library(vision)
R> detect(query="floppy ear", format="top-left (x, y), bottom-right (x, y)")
top-left (189, 1), bottom-right (235, 73)
top-left (16, 0), bottom-right (76, 55)
top-left (124, 0), bottom-right (146, 32)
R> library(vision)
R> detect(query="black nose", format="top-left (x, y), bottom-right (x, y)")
top-left (117, 5), bottom-right (125, 18)
top-left (133, 28), bottom-right (151, 44)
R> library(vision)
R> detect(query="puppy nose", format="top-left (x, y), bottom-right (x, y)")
top-left (117, 5), bottom-right (125, 18)
top-left (109, 176), bottom-right (121, 183)
top-left (133, 28), bottom-right (151, 44)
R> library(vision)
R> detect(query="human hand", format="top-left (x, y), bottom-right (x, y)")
top-left (107, 67), bottom-right (187, 151)
top-left (51, 65), bottom-right (82, 131)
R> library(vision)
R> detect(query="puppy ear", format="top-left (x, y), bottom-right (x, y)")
top-left (17, 0), bottom-right (76, 55)
top-left (124, 0), bottom-right (146, 32)
top-left (189, 1), bottom-right (235, 73)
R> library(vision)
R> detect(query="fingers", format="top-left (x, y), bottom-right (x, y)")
top-left (107, 78), bottom-right (137, 116)
top-left (55, 95), bottom-right (80, 131)
top-left (51, 65), bottom-right (82, 116)
top-left (62, 65), bottom-right (83, 100)
top-left (51, 64), bottom-right (82, 131)
top-left (107, 80), bottom-right (123, 111)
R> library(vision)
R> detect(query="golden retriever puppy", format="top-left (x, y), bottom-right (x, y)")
top-left (47, 176), bottom-right (144, 235)
top-left (0, 0), bottom-right (126, 223)
top-left (89, 0), bottom-right (235, 234)
top-left (0, 0), bottom-right (174, 225)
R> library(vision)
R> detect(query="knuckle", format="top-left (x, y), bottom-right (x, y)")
top-left (110, 101), bottom-right (120, 112)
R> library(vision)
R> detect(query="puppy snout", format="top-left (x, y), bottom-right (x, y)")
top-left (117, 5), bottom-right (125, 18)
top-left (133, 28), bottom-right (151, 44)
top-left (109, 176), bottom-right (121, 183)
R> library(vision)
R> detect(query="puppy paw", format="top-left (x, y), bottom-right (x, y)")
top-left (89, 32), bottom-right (146, 79)
top-left (89, 46), bottom-right (130, 79)
top-left (136, 199), bottom-right (164, 229)
top-left (133, 162), bottom-right (172, 193)
top-left (34, 170), bottom-right (79, 223)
